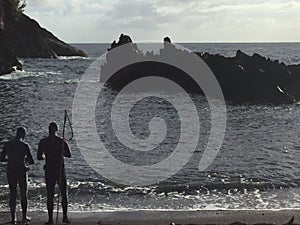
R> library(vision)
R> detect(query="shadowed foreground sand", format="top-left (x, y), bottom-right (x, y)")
top-left (0, 210), bottom-right (299, 225)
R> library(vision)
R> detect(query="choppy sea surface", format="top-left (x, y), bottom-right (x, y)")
top-left (1, 43), bottom-right (300, 211)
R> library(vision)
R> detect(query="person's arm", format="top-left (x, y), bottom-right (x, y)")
top-left (25, 144), bottom-right (34, 165)
top-left (37, 140), bottom-right (45, 160)
top-left (63, 141), bottom-right (71, 158)
top-left (0, 142), bottom-right (8, 162)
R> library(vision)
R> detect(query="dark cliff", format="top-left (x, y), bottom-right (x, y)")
top-left (0, 1), bottom-right (86, 75)
top-left (0, 2), bottom-right (21, 75)
top-left (0, 29), bottom-right (22, 75)
top-left (3, 13), bottom-right (87, 58)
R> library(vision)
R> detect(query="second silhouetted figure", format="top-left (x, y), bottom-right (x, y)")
top-left (37, 122), bottom-right (71, 225)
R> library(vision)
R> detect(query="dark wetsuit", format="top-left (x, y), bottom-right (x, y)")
top-left (0, 139), bottom-right (34, 220)
top-left (37, 135), bottom-right (71, 219)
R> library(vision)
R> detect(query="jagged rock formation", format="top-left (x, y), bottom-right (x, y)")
top-left (108, 33), bottom-right (134, 51)
top-left (101, 34), bottom-right (300, 105)
top-left (199, 50), bottom-right (300, 104)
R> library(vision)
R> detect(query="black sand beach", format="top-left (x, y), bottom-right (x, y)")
top-left (0, 210), bottom-right (299, 225)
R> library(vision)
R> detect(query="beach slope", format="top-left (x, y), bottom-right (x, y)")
top-left (0, 210), bottom-right (299, 225)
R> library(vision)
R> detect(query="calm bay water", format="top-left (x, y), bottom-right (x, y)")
top-left (1, 43), bottom-right (300, 211)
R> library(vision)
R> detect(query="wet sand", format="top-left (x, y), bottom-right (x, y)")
top-left (0, 210), bottom-right (299, 225)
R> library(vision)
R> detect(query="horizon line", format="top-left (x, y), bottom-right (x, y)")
top-left (69, 41), bottom-right (300, 44)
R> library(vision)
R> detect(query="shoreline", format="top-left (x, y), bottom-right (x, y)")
top-left (0, 209), bottom-right (299, 225)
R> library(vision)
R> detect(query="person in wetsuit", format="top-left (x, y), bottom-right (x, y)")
top-left (0, 127), bottom-right (34, 224)
top-left (37, 122), bottom-right (71, 224)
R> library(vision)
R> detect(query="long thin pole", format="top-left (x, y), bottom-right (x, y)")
top-left (56, 110), bottom-right (67, 225)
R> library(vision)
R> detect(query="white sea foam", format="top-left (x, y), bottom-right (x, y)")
top-left (0, 70), bottom-right (27, 80)
top-left (57, 56), bottom-right (88, 60)
top-left (0, 70), bottom-right (63, 80)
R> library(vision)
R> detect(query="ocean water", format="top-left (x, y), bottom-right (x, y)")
top-left (1, 43), bottom-right (300, 211)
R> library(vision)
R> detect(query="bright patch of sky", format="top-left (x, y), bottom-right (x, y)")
top-left (25, 0), bottom-right (300, 43)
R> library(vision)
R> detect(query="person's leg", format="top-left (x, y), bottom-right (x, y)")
top-left (7, 170), bottom-right (17, 223)
top-left (18, 172), bottom-right (28, 222)
top-left (58, 170), bottom-right (70, 223)
top-left (45, 170), bottom-right (56, 224)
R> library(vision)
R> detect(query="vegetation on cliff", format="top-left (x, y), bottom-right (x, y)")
top-left (0, 0), bottom-right (26, 19)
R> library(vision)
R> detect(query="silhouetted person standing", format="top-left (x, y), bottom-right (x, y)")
top-left (0, 127), bottom-right (34, 225)
top-left (37, 122), bottom-right (71, 224)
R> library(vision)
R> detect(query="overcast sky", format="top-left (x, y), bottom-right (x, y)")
top-left (25, 0), bottom-right (300, 43)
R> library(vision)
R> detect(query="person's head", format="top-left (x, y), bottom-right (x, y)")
top-left (49, 122), bottom-right (58, 135)
top-left (16, 127), bottom-right (26, 140)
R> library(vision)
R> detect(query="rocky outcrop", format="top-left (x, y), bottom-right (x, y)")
top-left (108, 33), bottom-right (134, 51)
top-left (101, 34), bottom-right (300, 105)
top-left (199, 50), bottom-right (300, 104)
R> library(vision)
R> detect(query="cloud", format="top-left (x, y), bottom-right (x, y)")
top-left (26, 0), bottom-right (111, 15)
top-left (24, 0), bottom-right (300, 42)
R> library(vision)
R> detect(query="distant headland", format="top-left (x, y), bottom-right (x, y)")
top-left (101, 34), bottom-right (300, 105)
top-left (0, 0), bottom-right (87, 75)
